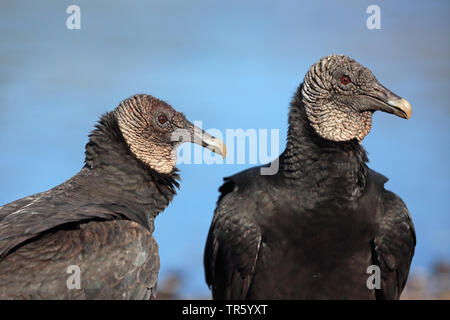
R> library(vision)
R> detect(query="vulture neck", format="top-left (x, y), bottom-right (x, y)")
top-left (83, 112), bottom-right (179, 231)
top-left (279, 86), bottom-right (368, 201)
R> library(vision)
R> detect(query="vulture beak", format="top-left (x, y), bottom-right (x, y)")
top-left (194, 126), bottom-right (227, 158)
top-left (176, 119), bottom-right (226, 158)
top-left (367, 82), bottom-right (412, 119)
top-left (386, 98), bottom-right (412, 119)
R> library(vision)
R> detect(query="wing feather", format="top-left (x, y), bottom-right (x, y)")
top-left (372, 190), bottom-right (416, 299)
top-left (204, 177), bottom-right (262, 299)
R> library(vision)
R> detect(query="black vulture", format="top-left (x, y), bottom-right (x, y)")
top-left (0, 94), bottom-right (225, 299)
top-left (204, 55), bottom-right (416, 299)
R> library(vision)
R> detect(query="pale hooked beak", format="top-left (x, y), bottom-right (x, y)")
top-left (196, 129), bottom-right (227, 158)
top-left (366, 82), bottom-right (412, 119)
top-left (386, 98), bottom-right (412, 119)
top-left (174, 119), bottom-right (226, 158)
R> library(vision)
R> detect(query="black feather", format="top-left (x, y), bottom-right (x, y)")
top-left (204, 83), bottom-right (415, 300)
top-left (0, 108), bottom-right (179, 299)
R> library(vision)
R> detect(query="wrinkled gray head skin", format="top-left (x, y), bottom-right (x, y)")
top-left (115, 94), bottom-right (225, 174)
top-left (302, 55), bottom-right (412, 142)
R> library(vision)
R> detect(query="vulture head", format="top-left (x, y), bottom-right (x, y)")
top-left (114, 94), bottom-right (226, 174)
top-left (301, 54), bottom-right (412, 142)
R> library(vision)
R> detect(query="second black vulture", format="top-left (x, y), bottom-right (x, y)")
top-left (204, 55), bottom-right (416, 299)
top-left (0, 94), bottom-right (225, 299)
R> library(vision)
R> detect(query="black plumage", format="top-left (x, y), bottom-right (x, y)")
top-left (0, 94), bottom-right (225, 299)
top-left (204, 55), bottom-right (416, 299)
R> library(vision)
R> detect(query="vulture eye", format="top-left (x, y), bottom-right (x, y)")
top-left (340, 75), bottom-right (351, 85)
top-left (158, 114), bottom-right (168, 124)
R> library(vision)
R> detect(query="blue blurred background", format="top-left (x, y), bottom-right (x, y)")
top-left (0, 1), bottom-right (448, 297)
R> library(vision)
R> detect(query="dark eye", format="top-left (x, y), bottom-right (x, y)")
top-left (158, 114), bottom-right (168, 124)
top-left (340, 75), bottom-right (351, 85)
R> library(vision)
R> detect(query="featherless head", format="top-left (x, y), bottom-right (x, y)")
top-left (301, 54), bottom-right (412, 142)
top-left (114, 94), bottom-right (226, 174)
